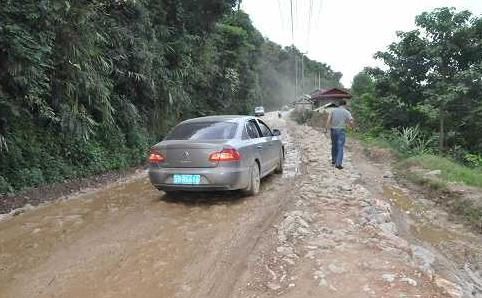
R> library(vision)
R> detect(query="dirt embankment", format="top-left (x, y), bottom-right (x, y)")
top-left (0, 167), bottom-right (145, 215)
top-left (349, 139), bottom-right (482, 297)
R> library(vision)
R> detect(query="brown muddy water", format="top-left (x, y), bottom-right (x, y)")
top-left (384, 185), bottom-right (482, 296)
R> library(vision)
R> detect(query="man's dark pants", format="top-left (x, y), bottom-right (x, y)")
top-left (330, 128), bottom-right (346, 167)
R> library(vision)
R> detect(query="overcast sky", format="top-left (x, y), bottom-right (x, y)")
top-left (241, 0), bottom-right (482, 87)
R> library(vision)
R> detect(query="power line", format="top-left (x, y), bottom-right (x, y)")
top-left (294, 0), bottom-right (297, 34)
top-left (277, 0), bottom-right (284, 30)
top-left (306, 0), bottom-right (313, 51)
top-left (314, 0), bottom-right (324, 91)
top-left (290, 0), bottom-right (298, 99)
top-left (316, 0), bottom-right (324, 29)
top-left (290, 0), bottom-right (294, 44)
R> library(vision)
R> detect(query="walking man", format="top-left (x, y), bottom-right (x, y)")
top-left (325, 99), bottom-right (354, 170)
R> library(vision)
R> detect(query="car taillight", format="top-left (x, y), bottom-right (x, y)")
top-left (149, 150), bottom-right (165, 164)
top-left (209, 148), bottom-right (241, 162)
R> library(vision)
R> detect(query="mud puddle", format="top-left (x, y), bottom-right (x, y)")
top-left (384, 185), bottom-right (482, 297)
top-left (384, 185), bottom-right (468, 244)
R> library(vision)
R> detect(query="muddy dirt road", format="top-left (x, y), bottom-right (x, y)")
top-left (1, 113), bottom-right (480, 298)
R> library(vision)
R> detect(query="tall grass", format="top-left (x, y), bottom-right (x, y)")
top-left (389, 126), bottom-right (435, 156)
top-left (355, 125), bottom-right (482, 188)
top-left (400, 155), bottom-right (482, 188)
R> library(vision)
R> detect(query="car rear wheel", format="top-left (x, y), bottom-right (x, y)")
top-left (161, 190), bottom-right (179, 198)
top-left (243, 164), bottom-right (260, 196)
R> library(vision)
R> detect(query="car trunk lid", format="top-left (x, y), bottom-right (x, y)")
top-left (153, 140), bottom-right (227, 168)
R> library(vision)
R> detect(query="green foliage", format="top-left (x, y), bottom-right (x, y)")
top-left (389, 126), bottom-right (436, 156)
top-left (353, 7), bottom-right (482, 161)
top-left (400, 154), bottom-right (482, 188)
top-left (463, 153), bottom-right (482, 168)
top-left (351, 72), bottom-right (374, 97)
top-left (0, 1), bottom-right (342, 193)
top-left (0, 176), bottom-right (13, 194)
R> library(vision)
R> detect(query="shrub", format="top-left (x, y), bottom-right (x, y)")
top-left (389, 126), bottom-right (435, 156)
top-left (0, 176), bottom-right (13, 194)
top-left (290, 109), bottom-right (314, 124)
top-left (464, 153), bottom-right (482, 168)
top-left (16, 168), bottom-right (45, 189)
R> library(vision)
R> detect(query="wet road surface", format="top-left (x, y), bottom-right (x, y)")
top-left (0, 115), bottom-right (302, 298)
top-left (1, 113), bottom-right (480, 298)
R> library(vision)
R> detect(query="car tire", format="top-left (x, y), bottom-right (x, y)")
top-left (243, 164), bottom-right (260, 196)
top-left (162, 190), bottom-right (179, 198)
top-left (275, 151), bottom-right (284, 174)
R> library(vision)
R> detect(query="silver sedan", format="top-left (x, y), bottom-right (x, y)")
top-left (148, 115), bottom-right (284, 196)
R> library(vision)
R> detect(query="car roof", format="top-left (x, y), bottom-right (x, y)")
top-left (180, 115), bottom-right (254, 124)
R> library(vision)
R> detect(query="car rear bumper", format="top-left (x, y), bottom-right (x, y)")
top-left (148, 166), bottom-right (250, 191)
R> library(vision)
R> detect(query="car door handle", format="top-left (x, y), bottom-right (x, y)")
top-left (257, 145), bottom-right (263, 150)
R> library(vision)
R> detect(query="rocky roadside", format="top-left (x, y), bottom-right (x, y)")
top-left (349, 135), bottom-right (482, 297)
top-left (234, 121), bottom-right (461, 297)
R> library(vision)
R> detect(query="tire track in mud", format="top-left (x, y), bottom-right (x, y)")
top-left (190, 115), bottom-right (305, 298)
top-left (0, 113), bottom-right (303, 298)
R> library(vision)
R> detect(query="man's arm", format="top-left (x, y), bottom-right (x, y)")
top-left (325, 111), bottom-right (332, 133)
top-left (348, 118), bottom-right (355, 129)
top-left (347, 111), bottom-right (355, 129)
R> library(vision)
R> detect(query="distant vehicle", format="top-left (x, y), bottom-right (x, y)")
top-left (148, 116), bottom-right (284, 196)
top-left (254, 106), bottom-right (265, 116)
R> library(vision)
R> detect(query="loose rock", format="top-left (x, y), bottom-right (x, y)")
top-left (382, 273), bottom-right (396, 283)
top-left (400, 277), bottom-right (417, 287)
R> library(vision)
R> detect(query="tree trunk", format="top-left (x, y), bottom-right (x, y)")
top-left (439, 106), bottom-right (444, 152)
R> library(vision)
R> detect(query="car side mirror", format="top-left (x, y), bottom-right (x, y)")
top-left (272, 129), bottom-right (281, 136)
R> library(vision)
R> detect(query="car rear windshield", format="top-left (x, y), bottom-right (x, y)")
top-left (166, 121), bottom-right (238, 140)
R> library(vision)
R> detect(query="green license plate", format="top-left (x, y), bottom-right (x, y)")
top-left (173, 174), bottom-right (201, 185)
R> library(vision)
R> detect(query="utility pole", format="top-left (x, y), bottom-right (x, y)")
top-left (290, 0), bottom-right (296, 101)
top-left (237, 0), bottom-right (241, 11)
top-left (318, 71), bottom-right (321, 90)
top-left (300, 52), bottom-right (307, 94)
top-left (301, 54), bottom-right (304, 94)
top-left (295, 54), bottom-right (298, 100)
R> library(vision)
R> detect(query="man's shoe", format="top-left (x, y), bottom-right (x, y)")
top-left (335, 165), bottom-right (344, 170)
top-left (331, 161), bottom-right (335, 165)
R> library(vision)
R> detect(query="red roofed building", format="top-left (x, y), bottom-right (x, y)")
top-left (310, 88), bottom-right (352, 108)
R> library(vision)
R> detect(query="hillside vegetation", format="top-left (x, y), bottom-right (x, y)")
top-left (352, 7), bottom-right (482, 171)
top-left (0, 0), bottom-right (341, 193)
top-left (350, 8), bottom-right (482, 230)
